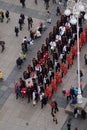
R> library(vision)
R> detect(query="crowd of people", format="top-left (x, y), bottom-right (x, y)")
top-left (15, 5), bottom-right (87, 114)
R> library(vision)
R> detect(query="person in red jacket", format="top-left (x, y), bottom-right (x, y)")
top-left (51, 79), bottom-right (58, 93)
top-left (80, 32), bottom-right (87, 44)
top-left (61, 62), bottom-right (68, 77)
top-left (46, 86), bottom-right (52, 99)
top-left (71, 45), bottom-right (77, 59)
top-left (55, 72), bottom-right (62, 85)
top-left (50, 99), bottom-right (59, 113)
top-left (67, 53), bottom-right (74, 69)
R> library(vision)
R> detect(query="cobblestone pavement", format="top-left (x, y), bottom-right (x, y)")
top-left (0, 0), bottom-right (87, 130)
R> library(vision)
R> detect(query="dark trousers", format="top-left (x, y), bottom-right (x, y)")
top-left (21, 2), bottom-right (25, 7)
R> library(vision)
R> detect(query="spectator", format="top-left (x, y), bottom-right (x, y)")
top-left (70, 97), bottom-right (77, 105)
top-left (16, 57), bottom-right (23, 69)
top-left (0, 70), bottom-right (3, 80)
top-left (84, 53), bottom-right (87, 65)
top-left (15, 26), bottom-right (19, 37)
top-left (51, 99), bottom-right (59, 113)
top-left (44, 0), bottom-right (50, 10)
top-left (81, 109), bottom-right (87, 119)
top-left (20, 0), bottom-right (26, 8)
top-left (67, 119), bottom-right (71, 130)
top-left (18, 17), bottom-right (23, 30)
top-left (5, 10), bottom-right (10, 23)
top-left (20, 13), bottom-right (25, 24)
top-left (35, 0), bottom-right (37, 4)
top-left (0, 10), bottom-right (4, 22)
top-left (0, 41), bottom-right (5, 53)
top-left (56, 6), bottom-right (61, 16)
top-left (27, 16), bottom-right (33, 30)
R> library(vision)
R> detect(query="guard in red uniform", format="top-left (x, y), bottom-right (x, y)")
top-left (71, 45), bottom-right (77, 59)
top-left (55, 72), bottom-right (62, 85)
top-left (80, 32), bottom-right (87, 44)
top-left (46, 86), bottom-right (52, 98)
top-left (51, 79), bottom-right (58, 93)
top-left (67, 53), bottom-right (74, 69)
top-left (61, 62), bottom-right (68, 77)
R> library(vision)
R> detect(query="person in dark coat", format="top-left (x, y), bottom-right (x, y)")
top-left (5, 10), bottom-right (10, 23)
top-left (30, 30), bottom-right (34, 40)
top-left (67, 119), bottom-right (71, 130)
top-left (47, 58), bottom-right (53, 71)
top-left (52, 51), bottom-right (58, 64)
top-left (0, 10), bottom-right (4, 22)
top-left (81, 109), bottom-right (87, 119)
top-left (56, 6), bottom-right (61, 16)
top-left (0, 41), bottom-right (5, 53)
top-left (16, 57), bottom-right (23, 69)
top-left (27, 16), bottom-right (33, 30)
top-left (20, 0), bottom-right (26, 8)
top-left (19, 17), bottom-right (23, 30)
top-left (20, 13), bottom-right (25, 24)
top-left (15, 26), bottom-right (19, 37)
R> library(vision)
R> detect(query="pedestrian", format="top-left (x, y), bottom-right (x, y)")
top-left (1, 41), bottom-right (5, 53)
top-left (20, 13), bottom-right (25, 24)
top-left (67, 119), bottom-right (71, 130)
top-left (73, 107), bottom-right (79, 118)
top-left (62, 87), bottom-right (66, 96)
top-left (16, 57), bottom-right (23, 69)
top-left (81, 109), bottom-right (87, 119)
top-left (20, 0), bottom-right (26, 8)
top-left (51, 99), bottom-right (59, 113)
top-left (35, 0), bottom-right (37, 4)
top-left (46, 11), bottom-right (51, 24)
top-left (56, 6), bottom-right (61, 16)
top-left (14, 83), bottom-right (19, 99)
top-left (27, 16), bottom-right (33, 30)
top-left (84, 53), bottom-right (87, 65)
top-left (51, 111), bottom-right (58, 124)
top-left (64, 0), bottom-right (68, 7)
top-left (30, 30), bottom-right (34, 40)
top-left (5, 10), bottom-right (10, 23)
top-left (0, 70), bottom-right (3, 80)
top-left (18, 17), bottom-right (23, 30)
top-left (40, 93), bottom-right (47, 109)
top-left (15, 26), bottom-right (19, 37)
top-left (44, 0), bottom-right (50, 10)
top-left (0, 10), bottom-right (4, 22)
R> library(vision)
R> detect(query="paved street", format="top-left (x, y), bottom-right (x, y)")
top-left (0, 0), bottom-right (87, 130)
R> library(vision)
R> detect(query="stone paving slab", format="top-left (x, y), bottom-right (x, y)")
top-left (0, 93), bottom-right (68, 130)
